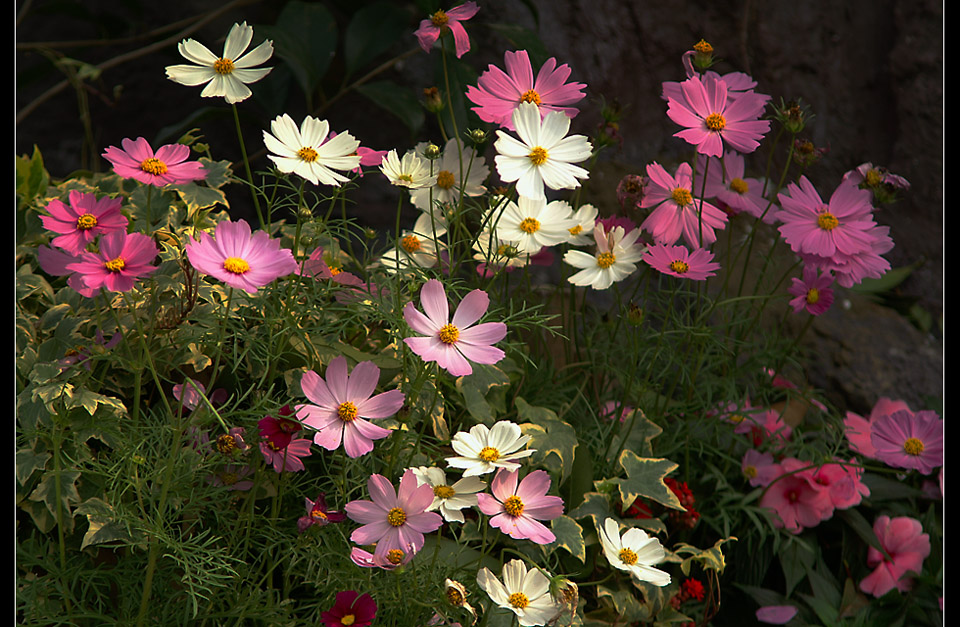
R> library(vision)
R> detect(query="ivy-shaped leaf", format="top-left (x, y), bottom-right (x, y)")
top-left (516, 397), bottom-right (578, 482)
top-left (28, 469), bottom-right (81, 528)
top-left (170, 181), bottom-right (228, 217)
top-left (455, 363), bottom-right (510, 424)
top-left (75, 498), bottom-right (143, 550)
top-left (16, 448), bottom-right (50, 486)
top-left (548, 515), bottom-right (586, 563)
top-left (672, 537), bottom-right (736, 575)
top-left (605, 407), bottom-right (662, 462)
top-left (613, 450), bottom-right (682, 511)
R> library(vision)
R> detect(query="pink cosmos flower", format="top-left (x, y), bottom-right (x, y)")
top-left (344, 470), bottom-right (443, 560)
top-left (666, 74), bottom-right (771, 157)
top-left (40, 191), bottom-right (128, 255)
top-left (843, 162), bottom-right (911, 192)
top-left (173, 378), bottom-right (206, 411)
top-left (349, 545), bottom-right (416, 570)
top-left (37, 245), bottom-right (98, 297)
top-left (860, 515), bottom-right (931, 597)
top-left (777, 177), bottom-right (877, 261)
top-left (185, 219), bottom-right (298, 294)
top-left (476, 468), bottom-right (564, 544)
top-left (643, 244), bottom-right (720, 281)
top-left (66, 231), bottom-right (159, 293)
top-left (741, 449), bottom-right (780, 487)
top-left (257, 407), bottom-right (303, 449)
top-left (663, 69), bottom-right (771, 111)
top-left (787, 265), bottom-right (835, 315)
top-left (810, 459), bottom-right (870, 510)
top-left (102, 137), bottom-right (206, 187)
top-left (813, 223), bottom-right (894, 288)
top-left (259, 435), bottom-right (312, 473)
top-left (414, 2), bottom-right (479, 58)
top-left (321, 590), bottom-right (377, 627)
top-left (296, 356), bottom-right (405, 458)
top-left (600, 401), bottom-right (635, 423)
top-left (697, 152), bottom-right (775, 223)
top-left (756, 605), bottom-right (799, 624)
top-left (759, 458), bottom-right (833, 533)
top-left (870, 409), bottom-right (943, 474)
top-left (466, 50), bottom-right (586, 130)
top-left (209, 464), bottom-right (254, 491)
top-left (403, 279), bottom-right (507, 377)
top-left (298, 493), bottom-right (346, 533)
top-left (640, 162), bottom-right (728, 248)
top-left (844, 397), bottom-right (913, 458)
top-left (212, 427), bottom-right (248, 457)
top-left (58, 329), bottom-right (122, 372)
top-left (329, 131), bottom-right (387, 175)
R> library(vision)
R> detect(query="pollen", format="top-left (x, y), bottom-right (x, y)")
top-left (310, 508), bottom-right (328, 521)
top-left (104, 257), bottom-right (126, 273)
top-left (76, 213), bottom-right (98, 230)
top-left (693, 39), bottom-right (713, 54)
top-left (508, 592), bottom-right (529, 609)
top-left (597, 252), bottom-right (616, 269)
top-left (401, 235), bottom-right (422, 253)
top-left (903, 437), bottom-right (925, 456)
top-left (213, 57), bottom-right (235, 74)
top-left (446, 587), bottom-right (465, 606)
top-left (397, 173), bottom-right (414, 183)
top-left (806, 288), bottom-right (820, 304)
top-left (619, 547), bottom-right (639, 565)
top-left (436, 170), bottom-right (455, 189)
top-left (503, 495), bottom-right (525, 517)
top-left (671, 187), bottom-right (693, 207)
top-left (216, 434), bottom-right (237, 454)
top-left (386, 507), bottom-right (407, 527)
top-left (478, 446), bottom-right (501, 462)
top-left (519, 217), bottom-right (541, 233)
top-left (705, 113), bottom-right (726, 131)
top-left (568, 224), bottom-right (583, 236)
top-left (670, 260), bottom-right (690, 274)
top-left (337, 401), bottom-right (358, 422)
top-left (433, 484), bottom-right (456, 499)
top-left (297, 147), bottom-right (319, 162)
top-left (864, 168), bottom-right (883, 187)
top-left (528, 146), bottom-right (549, 166)
top-left (223, 256), bottom-right (250, 274)
top-left (438, 323), bottom-right (460, 344)
top-left (140, 158), bottom-right (168, 176)
top-left (744, 465), bottom-right (758, 479)
top-left (430, 9), bottom-right (449, 27)
top-left (729, 414), bottom-right (746, 423)
top-left (817, 211), bottom-right (839, 231)
top-left (386, 549), bottom-right (405, 565)
top-left (340, 614), bottom-right (356, 626)
top-left (729, 177), bottom-right (749, 194)
top-left (520, 89), bottom-right (542, 105)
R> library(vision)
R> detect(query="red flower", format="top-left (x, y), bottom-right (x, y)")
top-left (321, 590), bottom-right (377, 627)
top-left (682, 578), bottom-right (705, 601)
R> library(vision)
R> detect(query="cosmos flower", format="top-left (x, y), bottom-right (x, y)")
top-left (643, 244), bottom-right (720, 281)
top-left (259, 434), bottom-right (312, 473)
top-left (380, 149), bottom-right (438, 189)
top-left (446, 421), bottom-right (534, 477)
top-left (860, 515), bottom-right (931, 597)
top-left (843, 397), bottom-right (914, 459)
top-left (66, 231), bottom-right (159, 293)
top-left (741, 449), bottom-right (780, 488)
top-left (697, 151), bottom-right (775, 223)
top-left (37, 244), bottom-right (98, 298)
top-left (477, 468), bottom-right (564, 544)
top-left (414, 2), bottom-right (480, 58)
top-left (640, 161), bottom-right (728, 249)
top-left (787, 265), bottom-right (835, 315)
top-left (379, 213), bottom-right (448, 274)
top-left (870, 409), bottom-right (943, 474)
top-left (185, 219), bottom-right (298, 294)
top-left (263, 114), bottom-right (361, 186)
top-left (563, 224), bottom-right (646, 290)
top-left (102, 137), bottom-right (207, 187)
top-left (759, 458), bottom-right (833, 533)
top-left (494, 196), bottom-right (578, 254)
top-left (297, 493), bottom-right (346, 534)
top-left (477, 559), bottom-right (563, 627)
top-left (409, 466), bottom-right (486, 523)
top-left (165, 21), bottom-right (273, 104)
top-left (598, 518), bottom-right (670, 586)
top-left (39, 191), bottom-right (128, 254)
top-left (409, 137), bottom-right (489, 214)
top-left (321, 590), bottom-right (377, 627)
top-left (566, 203), bottom-right (598, 245)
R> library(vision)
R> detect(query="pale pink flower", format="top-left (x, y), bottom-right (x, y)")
top-left (777, 177), bottom-right (877, 261)
top-left (640, 161), bottom-right (728, 248)
top-left (843, 162), bottom-right (911, 192)
top-left (760, 458), bottom-right (833, 533)
top-left (296, 356), bottom-right (405, 458)
top-left (741, 449), bottom-right (779, 487)
top-left (40, 191), bottom-right (128, 255)
top-left (102, 137), bottom-right (206, 186)
top-left (663, 69), bottom-right (771, 111)
top-left (259, 436), bottom-right (312, 473)
top-left (787, 265), bottom-right (835, 315)
top-left (403, 279), bottom-right (507, 377)
top-left (871, 409), bottom-right (943, 474)
top-left (466, 50), bottom-right (586, 131)
top-left (643, 244), bottom-right (720, 281)
top-left (696, 152), bottom-right (775, 223)
top-left (476, 468), bottom-right (564, 544)
top-left (209, 464), bottom-right (254, 491)
top-left (185, 219), bottom-right (298, 294)
top-left (173, 378), bottom-right (206, 411)
top-left (860, 515), bottom-right (931, 597)
top-left (414, 2), bottom-right (480, 58)
top-left (349, 546), bottom-right (414, 570)
top-left (814, 223), bottom-right (895, 288)
top-left (66, 231), bottom-right (159, 293)
top-left (844, 398), bottom-right (913, 458)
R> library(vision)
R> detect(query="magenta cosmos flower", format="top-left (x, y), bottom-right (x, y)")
top-left (37, 245), bottom-right (98, 297)
top-left (860, 515), bottom-right (931, 597)
top-left (66, 231), bottom-right (159, 293)
top-left (40, 191), bottom-right (128, 255)
top-left (476, 468), bottom-right (564, 545)
top-left (759, 458), bottom-right (833, 533)
top-left (403, 279), bottom-right (507, 377)
top-left (298, 492), bottom-right (346, 533)
top-left (870, 409), bottom-right (943, 474)
top-left (643, 244), bottom-right (720, 281)
top-left (259, 434), bottom-right (312, 473)
top-left (666, 74), bottom-right (771, 157)
top-left (321, 590), bottom-right (377, 627)
top-left (777, 177), bottom-right (877, 261)
top-left (844, 397), bottom-right (913, 459)
top-left (295, 356), bottom-right (405, 458)
top-left (344, 470), bottom-right (443, 562)
top-left (414, 2), bottom-right (479, 58)
top-left (697, 151), bottom-right (775, 223)
top-left (466, 49), bottom-right (586, 130)
top-left (185, 219), bottom-right (298, 294)
top-left (640, 161), bottom-right (728, 249)
top-left (102, 137), bottom-right (206, 187)
top-left (787, 265), bottom-right (835, 315)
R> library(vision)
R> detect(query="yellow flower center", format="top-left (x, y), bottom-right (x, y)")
top-left (503, 495), bottom-right (525, 517)
top-left (903, 437), bottom-right (925, 456)
top-left (446, 587), bottom-right (465, 606)
top-left (433, 484), bottom-right (456, 499)
top-left (76, 213), bottom-right (98, 230)
top-left (671, 187), bottom-right (693, 207)
top-left (528, 146), bottom-right (549, 166)
top-left (140, 158), bottom-right (168, 176)
top-left (220, 472), bottom-right (238, 486)
top-left (705, 113), bottom-right (726, 131)
top-left (619, 547), bottom-right (639, 565)
top-left (223, 257), bottom-right (250, 274)
top-left (104, 257), bottom-right (126, 273)
top-left (311, 508), bottom-right (328, 521)
top-left (478, 446), bottom-right (501, 462)
top-left (430, 9), bottom-right (449, 27)
top-left (817, 211), bottom-right (839, 231)
top-left (568, 224), bottom-right (583, 236)
top-left (729, 414), bottom-right (746, 423)
top-left (520, 89), bottom-right (542, 105)
top-left (438, 323), bottom-right (460, 344)
top-left (436, 170), bottom-right (455, 189)
top-left (297, 147), bottom-right (319, 163)
top-left (401, 235), bottom-right (422, 253)
top-left (806, 288), bottom-right (820, 304)
top-left (508, 592), bottom-right (529, 609)
top-left (213, 57), bottom-right (235, 75)
top-left (730, 177), bottom-right (749, 194)
top-left (669, 260), bottom-right (690, 274)
top-left (397, 173), bottom-right (414, 183)
top-left (386, 549), bottom-right (405, 564)
top-left (216, 434), bottom-right (237, 454)
top-left (864, 169), bottom-right (882, 187)
top-left (387, 507), bottom-right (407, 527)
top-left (693, 39), bottom-right (713, 54)
top-left (744, 465), bottom-right (758, 479)
top-left (597, 252), bottom-right (616, 269)
top-left (337, 401), bottom-right (358, 422)
top-left (519, 217), bottom-right (541, 234)
top-left (340, 614), bottom-right (356, 626)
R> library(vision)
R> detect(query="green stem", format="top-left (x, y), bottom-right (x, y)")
top-left (231, 103), bottom-right (265, 230)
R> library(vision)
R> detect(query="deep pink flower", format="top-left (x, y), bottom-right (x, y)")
top-left (844, 398), bottom-right (913, 458)
top-left (257, 408), bottom-right (303, 449)
top-left (640, 161), bottom-right (728, 248)
top-left (810, 459), bottom-right (870, 510)
top-left (600, 401), bottom-right (635, 423)
top-left (643, 244), bottom-right (720, 281)
top-left (777, 177), bottom-right (877, 261)
top-left (259, 436), bottom-right (312, 473)
top-left (102, 137), bottom-right (206, 186)
top-left (296, 356), bottom-right (405, 458)
top-left (414, 2), bottom-right (479, 58)
top-left (40, 191), bottom-right (128, 255)
top-left (403, 279), bottom-right (507, 377)
top-left (185, 219), bottom-right (298, 294)
top-left (666, 74), bottom-right (771, 157)
top-left (173, 378), bottom-right (206, 411)
top-left (66, 231), bottom-right (159, 293)
top-left (298, 492), bottom-right (346, 533)
top-left (697, 152), bottom-right (775, 223)
top-left (787, 265), bottom-right (835, 315)
top-left (871, 409), bottom-right (943, 474)
top-left (813, 223), bottom-right (895, 288)
top-left (349, 546), bottom-right (414, 570)
top-left (321, 590), bottom-right (377, 627)
top-left (860, 515), bottom-right (931, 597)
top-left (212, 427), bottom-right (248, 457)
top-left (476, 468), bottom-right (564, 544)
top-left (344, 470), bottom-right (443, 560)
top-left (760, 458), bottom-right (833, 533)
top-left (37, 245), bottom-right (98, 297)
top-left (466, 50), bottom-right (586, 130)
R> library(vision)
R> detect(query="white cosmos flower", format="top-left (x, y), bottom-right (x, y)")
top-left (494, 101), bottom-right (592, 201)
top-left (564, 224), bottom-right (646, 290)
top-left (446, 420), bottom-right (534, 477)
top-left (409, 466), bottom-right (486, 523)
top-left (477, 559), bottom-right (562, 627)
top-left (380, 149), bottom-right (438, 189)
top-left (472, 222), bottom-right (530, 274)
top-left (262, 114), bottom-right (361, 186)
top-left (410, 138), bottom-right (489, 212)
top-left (493, 196), bottom-right (578, 254)
top-left (379, 213), bottom-right (447, 273)
top-left (165, 21), bottom-right (273, 104)
top-left (598, 518), bottom-right (671, 586)
top-left (566, 203), bottom-right (599, 245)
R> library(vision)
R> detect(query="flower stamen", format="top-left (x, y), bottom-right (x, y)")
top-left (76, 214), bottom-right (98, 230)
top-left (508, 592), bottom-right (529, 609)
top-left (433, 485), bottom-right (456, 499)
top-left (528, 146), bottom-right (549, 166)
top-left (520, 89), bottom-right (541, 105)
top-left (903, 437), bottom-right (925, 456)
top-left (140, 158), bottom-right (168, 176)
top-left (104, 257), bottom-right (126, 273)
top-left (597, 252), bottom-right (616, 269)
top-left (503, 495), bottom-right (524, 517)
top-left (519, 217), bottom-right (541, 233)
top-left (438, 324), bottom-right (460, 344)
top-left (729, 178), bottom-right (749, 194)
top-left (669, 260), bottom-right (690, 274)
top-left (386, 507), bottom-right (407, 526)
top-left (705, 113), bottom-right (726, 131)
top-left (436, 170), bottom-right (455, 189)
top-left (478, 446), bottom-right (500, 462)
top-left (213, 57), bottom-right (235, 75)
top-left (671, 187), bottom-right (693, 207)
top-left (817, 211), bottom-right (839, 231)
top-left (223, 257), bottom-right (250, 274)
top-left (619, 548), bottom-right (639, 565)
top-left (297, 147), bottom-right (318, 162)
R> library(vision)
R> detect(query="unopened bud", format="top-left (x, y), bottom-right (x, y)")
top-left (616, 174), bottom-right (648, 210)
top-left (422, 87), bottom-right (444, 113)
top-left (467, 128), bottom-right (488, 146)
top-left (423, 143), bottom-right (442, 160)
top-left (627, 302), bottom-right (644, 326)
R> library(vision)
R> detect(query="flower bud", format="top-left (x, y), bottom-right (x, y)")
top-left (422, 86), bottom-right (444, 113)
top-left (616, 174), bottom-right (648, 210)
top-left (423, 143), bottom-right (442, 160)
top-left (692, 39), bottom-right (715, 71)
top-left (466, 128), bottom-right (488, 146)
